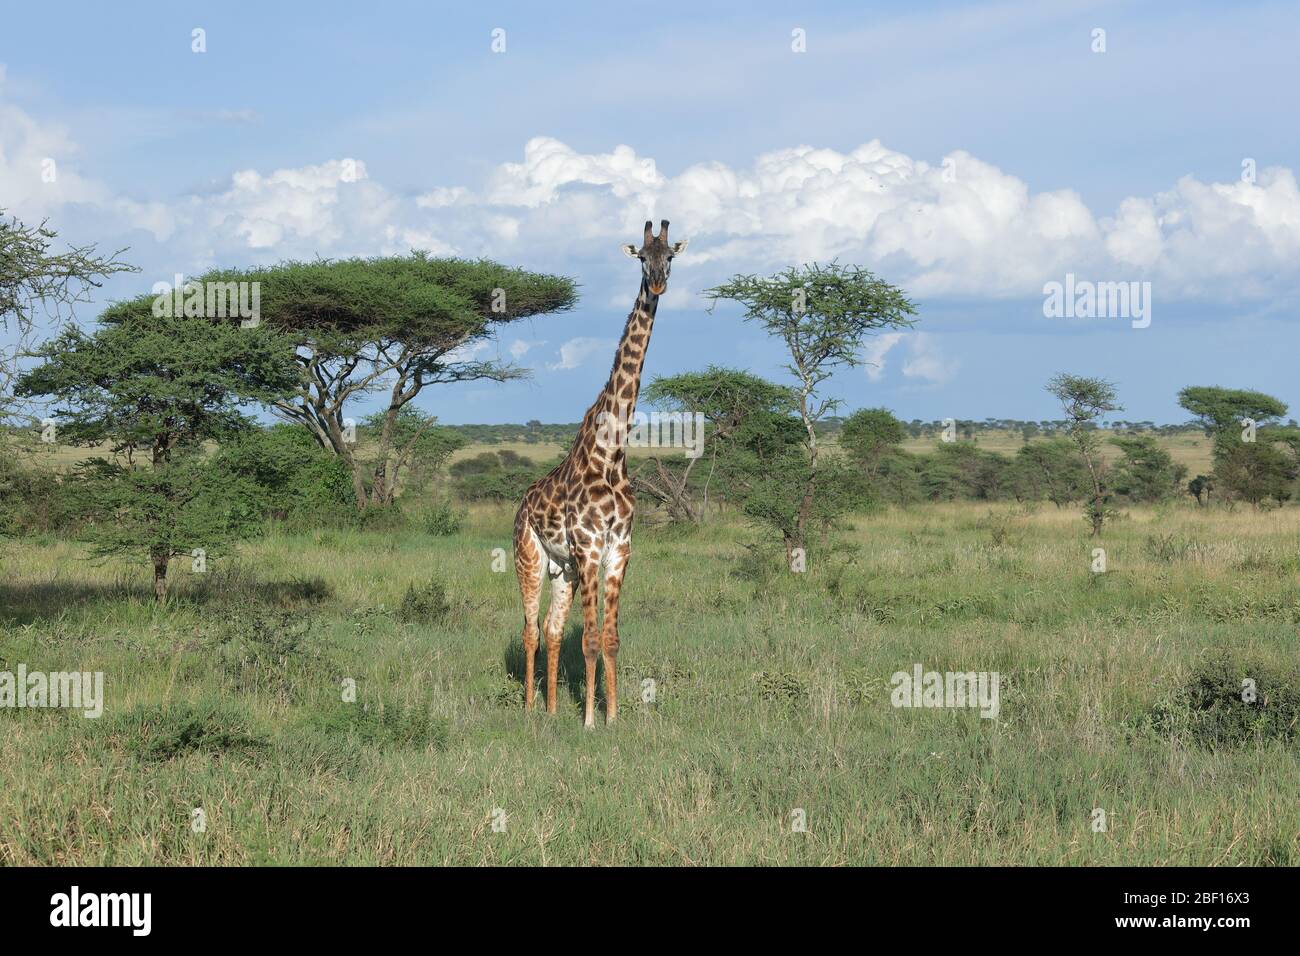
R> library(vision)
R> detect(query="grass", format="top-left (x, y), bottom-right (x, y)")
top-left (0, 500), bottom-right (1296, 865)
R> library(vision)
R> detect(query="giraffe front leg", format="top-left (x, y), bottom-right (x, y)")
top-left (575, 547), bottom-right (602, 728)
top-left (602, 540), bottom-right (631, 724)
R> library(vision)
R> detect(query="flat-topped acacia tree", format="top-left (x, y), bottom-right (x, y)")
top-left (204, 254), bottom-right (578, 508)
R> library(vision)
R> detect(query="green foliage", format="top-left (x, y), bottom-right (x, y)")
top-left (915, 443), bottom-right (1009, 501)
top-left (643, 366), bottom-right (797, 425)
top-left (215, 424), bottom-right (356, 525)
top-left (19, 306), bottom-right (299, 455)
top-left (704, 262), bottom-right (917, 372)
top-left (441, 422), bottom-right (580, 445)
top-left (104, 702), bottom-right (268, 761)
top-left (755, 670), bottom-right (807, 705)
top-left (1137, 652), bottom-right (1300, 749)
top-left (1046, 373), bottom-right (1122, 535)
top-left (1007, 437), bottom-right (1089, 507)
top-left (207, 254), bottom-right (577, 342)
top-left (419, 500), bottom-right (466, 536)
top-left (303, 699), bottom-right (450, 750)
top-left (199, 254), bottom-right (577, 508)
top-left (450, 450), bottom-right (547, 502)
top-left (399, 577), bottom-right (452, 624)
top-left (1177, 385), bottom-right (1287, 439)
top-left (1214, 439), bottom-right (1297, 505)
top-left (637, 366), bottom-right (796, 522)
top-left (840, 407), bottom-right (908, 476)
top-left (359, 405), bottom-right (466, 503)
top-left (705, 262), bottom-right (916, 555)
top-left (71, 451), bottom-right (268, 565)
top-left (0, 437), bottom-right (83, 536)
top-left (0, 209), bottom-right (137, 423)
top-left (1108, 434), bottom-right (1187, 503)
top-left (14, 305), bottom-right (299, 596)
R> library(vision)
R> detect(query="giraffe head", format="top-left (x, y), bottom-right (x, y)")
top-left (622, 219), bottom-right (688, 296)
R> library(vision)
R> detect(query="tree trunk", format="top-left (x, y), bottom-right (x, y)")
top-left (151, 548), bottom-right (169, 602)
top-left (793, 383), bottom-right (818, 567)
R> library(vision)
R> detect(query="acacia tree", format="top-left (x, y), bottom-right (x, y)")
top-left (0, 210), bottom-right (136, 423)
top-left (705, 262), bottom-right (916, 562)
top-left (205, 254), bottom-right (577, 508)
top-left (358, 406), bottom-right (465, 505)
top-left (1108, 434), bottom-right (1187, 503)
top-left (1177, 386), bottom-right (1287, 450)
top-left (1008, 438), bottom-right (1089, 507)
top-left (1046, 373), bottom-right (1122, 535)
top-left (636, 366), bottom-right (796, 522)
top-left (839, 407), bottom-right (908, 481)
top-left (16, 304), bottom-right (299, 599)
top-left (1177, 385), bottom-right (1296, 504)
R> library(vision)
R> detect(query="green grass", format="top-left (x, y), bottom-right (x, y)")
top-left (0, 501), bottom-right (1296, 865)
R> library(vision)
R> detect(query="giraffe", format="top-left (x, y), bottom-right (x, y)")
top-left (513, 219), bottom-right (688, 727)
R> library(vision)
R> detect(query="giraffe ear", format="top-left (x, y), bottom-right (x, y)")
top-left (621, 244), bottom-right (640, 258)
top-left (670, 239), bottom-right (689, 255)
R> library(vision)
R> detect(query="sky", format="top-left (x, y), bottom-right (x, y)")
top-left (2, 0), bottom-right (1298, 425)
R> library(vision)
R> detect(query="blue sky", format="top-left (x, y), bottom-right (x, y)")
top-left (3, 0), bottom-right (1297, 424)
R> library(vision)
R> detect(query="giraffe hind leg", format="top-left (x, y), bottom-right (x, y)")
top-left (542, 565), bottom-right (575, 714)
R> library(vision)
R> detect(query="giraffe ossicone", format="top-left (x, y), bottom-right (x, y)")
top-left (512, 219), bottom-right (687, 726)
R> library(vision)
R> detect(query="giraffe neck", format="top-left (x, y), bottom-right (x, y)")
top-left (571, 279), bottom-right (658, 463)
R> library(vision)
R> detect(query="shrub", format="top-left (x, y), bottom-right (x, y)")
top-left (399, 577), bottom-right (452, 624)
top-left (0, 454), bottom-right (84, 537)
top-left (420, 500), bottom-right (465, 536)
top-left (105, 702), bottom-right (268, 761)
top-left (1135, 652), bottom-right (1300, 748)
top-left (449, 451), bottom-right (547, 503)
top-left (304, 698), bottom-right (450, 750)
top-left (1109, 435), bottom-right (1187, 502)
top-left (755, 670), bottom-right (807, 704)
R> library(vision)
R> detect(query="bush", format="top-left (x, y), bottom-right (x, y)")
top-left (914, 443), bottom-right (1010, 501)
top-left (105, 702), bottom-right (268, 761)
top-left (1214, 440), bottom-right (1297, 506)
top-left (420, 500), bottom-right (465, 536)
top-left (449, 451), bottom-right (547, 503)
top-left (0, 437), bottom-right (86, 536)
top-left (1135, 652), bottom-right (1300, 748)
top-left (303, 698), bottom-right (449, 750)
top-left (399, 577), bottom-right (452, 624)
top-left (1109, 435), bottom-right (1187, 502)
top-left (215, 425), bottom-right (355, 526)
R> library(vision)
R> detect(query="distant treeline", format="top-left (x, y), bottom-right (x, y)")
top-left (444, 417), bottom-right (1235, 446)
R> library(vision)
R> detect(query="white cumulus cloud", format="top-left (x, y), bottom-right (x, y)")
top-left (6, 77), bottom-right (1300, 308)
top-left (548, 337), bottom-right (616, 371)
